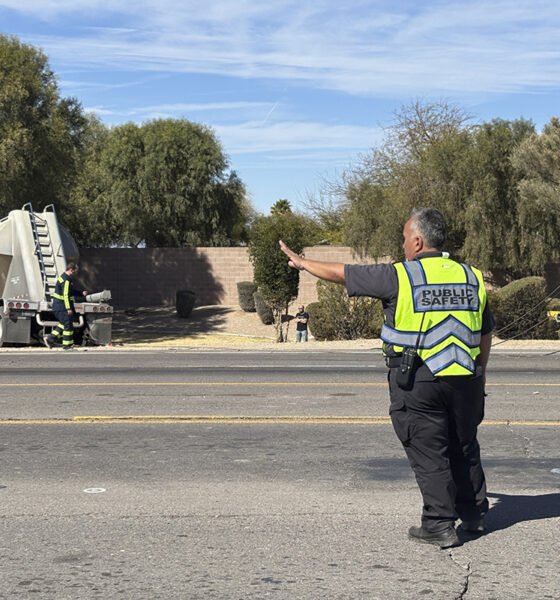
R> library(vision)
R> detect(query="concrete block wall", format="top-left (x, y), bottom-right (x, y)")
top-left (78, 246), bottom-right (560, 309)
top-left (296, 247), bottom-right (374, 306)
top-left (78, 246), bottom-right (375, 309)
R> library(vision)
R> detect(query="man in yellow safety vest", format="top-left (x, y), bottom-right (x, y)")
top-left (280, 207), bottom-right (493, 548)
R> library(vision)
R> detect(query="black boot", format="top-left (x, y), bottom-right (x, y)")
top-left (408, 525), bottom-right (460, 549)
top-left (460, 518), bottom-right (485, 534)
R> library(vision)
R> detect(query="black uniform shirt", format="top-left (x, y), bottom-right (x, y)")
top-left (53, 272), bottom-right (84, 310)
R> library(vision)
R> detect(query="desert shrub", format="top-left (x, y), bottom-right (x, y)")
top-left (306, 281), bottom-right (383, 341)
top-left (490, 276), bottom-right (558, 339)
top-left (486, 289), bottom-right (502, 329)
top-left (546, 297), bottom-right (560, 312)
top-left (253, 290), bottom-right (273, 325)
top-left (237, 281), bottom-right (257, 312)
top-left (306, 302), bottom-right (330, 341)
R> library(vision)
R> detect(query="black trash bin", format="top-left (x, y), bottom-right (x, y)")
top-left (176, 290), bottom-right (196, 318)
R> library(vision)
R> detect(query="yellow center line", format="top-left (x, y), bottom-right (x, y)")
top-left (74, 415), bottom-right (392, 424)
top-left (486, 383), bottom-right (560, 387)
top-left (0, 381), bottom-right (559, 387)
top-left (0, 382), bottom-right (382, 387)
top-left (0, 416), bottom-right (558, 426)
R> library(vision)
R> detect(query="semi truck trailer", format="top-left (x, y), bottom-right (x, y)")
top-left (0, 203), bottom-right (112, 347)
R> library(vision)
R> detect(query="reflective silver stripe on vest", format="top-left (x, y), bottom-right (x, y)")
top-left (405, 260), bottom-right (478, 287)
top-left (423, 343), bottom-right (475, 375)
top-left (380, 316), bottom-right (481, 349)
top-left (461, 264), bottom-right (478, 287)
top-left (403, 260), bottom-right (426, 286)
top-left (380, 325), bottom-right (420, 347)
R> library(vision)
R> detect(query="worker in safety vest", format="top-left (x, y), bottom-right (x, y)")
top-left (279, 208), bottom-right (493, 549)
top-left (44, 262), bottom-right (87, 350)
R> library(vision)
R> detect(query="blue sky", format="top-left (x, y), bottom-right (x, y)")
top-left (1, 1), bottom-right (560, 215)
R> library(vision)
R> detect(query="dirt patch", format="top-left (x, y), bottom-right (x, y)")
top-left (112, 305), bottom-right (273, 343)
top-left (109, 304), bottom-right (560, 351)
top-left (110, 305), bottom-right (380, 350)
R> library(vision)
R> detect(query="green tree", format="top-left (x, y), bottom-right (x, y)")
top-left (342, 178), bottom-right (396, 259)
top-left (302, 186), bottom-right (348, 245)
top-left (339, 101), bottom-right (539, 277)
top-left (341, 100), bottom-right (473, 261)
top-left (94, 119), bottom-right (250, 247)
top-left (510, 117), bottom-right (560, 272)
top-left (0, 34), bottom-right (89, 215)
top-left (61, 115), bottom-right (116, 246)
top-left (249, 205), bottom-right (319, 341)
top-left (270, 198), bottom-right (292, 216)
top-left (462, 118), bottom-right (535, 273)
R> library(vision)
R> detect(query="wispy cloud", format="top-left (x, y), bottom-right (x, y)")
top-left (128, 101), bottom-right (274, 115)
top-left (3, 0), bottom-right (559, 211)
top-left (82, 101), bottom-right (383, 158)
top-left (84, 101), bottom-right (283, 124)
top-left (213, 120), bottom-right (383, 156)
top-left (4, 0), bottom-right (560, 95)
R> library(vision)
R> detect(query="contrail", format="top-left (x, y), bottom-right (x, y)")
top-left (262, 101), bottom-right (279, 125)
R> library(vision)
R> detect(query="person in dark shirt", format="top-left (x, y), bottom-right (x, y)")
top-left (295, 305), bottom-right (309, 342)
top-left (279, 208), bottom-right (493, 549)
top-left (44, 262), bottom-right (87, 350)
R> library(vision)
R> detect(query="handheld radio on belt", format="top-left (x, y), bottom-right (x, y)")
top-left (395, 308), bottom-right (427, 391)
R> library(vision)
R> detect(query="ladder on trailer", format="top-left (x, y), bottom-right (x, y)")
top-left (22, 203), bottom-right (59, 301)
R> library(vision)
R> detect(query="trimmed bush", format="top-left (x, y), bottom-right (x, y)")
top-left (253, 291), bottom-right (273, 325)
top-left (306, 281), bottom-right (384, 341)
top-left (176, 289), bottom-right (196, 318)
top-left (547, 297), bottom-right (560, 312)
top-left (237, 281), bottom-right (257, 312)
top-left (489, 276), bottom-right (558, 339)
top-left (306, 302), bottom-right (330, 341)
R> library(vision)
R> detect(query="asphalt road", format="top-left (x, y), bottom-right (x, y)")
top-left (0, 349), bottom-right (559, 599)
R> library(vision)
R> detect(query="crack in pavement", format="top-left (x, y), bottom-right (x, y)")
top-left (448, 552), bottom-right (472, 599)
top-left (507, 423), bottom-right (533, 458)
top-left (522, 434), bottom-right (533, 458)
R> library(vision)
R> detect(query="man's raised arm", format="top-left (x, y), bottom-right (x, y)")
top-left (279, 240), bottom-right (345, 284)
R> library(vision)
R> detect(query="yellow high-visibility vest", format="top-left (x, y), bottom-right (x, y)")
top-left (51, 275), bottom-right (73, 310)
top-left (380, 256), bottom-right (487, 376)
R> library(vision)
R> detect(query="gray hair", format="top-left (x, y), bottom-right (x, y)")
top-left (410, 208), bottom-right (447, 249)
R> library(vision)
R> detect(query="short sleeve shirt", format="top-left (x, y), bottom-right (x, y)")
top-left (295, 311), bottom-right (309, 331)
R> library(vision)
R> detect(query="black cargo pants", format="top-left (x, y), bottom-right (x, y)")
top-left (388, 366), bottom-right (488, 532)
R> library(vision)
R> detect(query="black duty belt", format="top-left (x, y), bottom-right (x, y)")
top-left (384, 354), bottom-right (483, 376)
top-left (384, 355), bottom-right (402, 369)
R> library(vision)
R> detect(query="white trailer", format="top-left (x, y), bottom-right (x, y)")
top-left (0, 203), bottom-right (112, 347)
